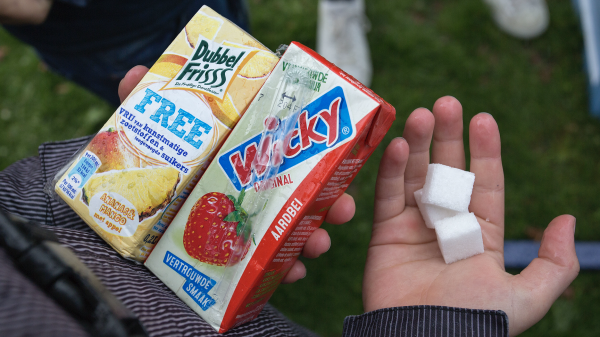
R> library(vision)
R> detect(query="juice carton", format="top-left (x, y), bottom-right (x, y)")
top-left (144, 42), bottom-right (395, 333)
top-left (48, 6), bottom-right (279, 262)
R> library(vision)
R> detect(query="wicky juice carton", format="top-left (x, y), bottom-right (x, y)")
top-left (48, 6), bottom-right (279, 262)
top-left (144, 42), bottom-right (395, 333)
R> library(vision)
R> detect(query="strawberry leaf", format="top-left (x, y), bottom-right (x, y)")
top-left (227, 195), bottom-right (237, 204)
top-left (242, 225), bottom-right (252, 242)
top-left (238, 188), bottom-right (246, 205)
top-left (236, 221), bottom-right (246, 236)
top-left (235, 220), bottom-right (252, 241)
top-left (224, 211), bottom-right (242, 222)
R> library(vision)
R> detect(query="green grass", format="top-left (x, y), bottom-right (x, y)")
top-left (0, 33), bottom-right (114, 166)
top-left (2, 0), bottom-right (600, 336)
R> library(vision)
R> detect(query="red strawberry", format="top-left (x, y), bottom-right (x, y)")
top-left (183, 190), bottom-right (251, 266)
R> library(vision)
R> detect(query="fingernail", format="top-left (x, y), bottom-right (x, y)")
top-left (394, 137), bottom-right (406, 145)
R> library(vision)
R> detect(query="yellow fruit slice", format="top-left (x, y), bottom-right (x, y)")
top-left (165, 30), bottom-right (194, 56)
top-left (213, 24), bottom-right (270, 52)
top-left (82, 167), bottom-right (181, 221)
top-left (240, 39), bottom-right (270, 52)
top-left (204, 93), bottom-right (240, 129)
top-left (238, 50), bottom-right (279, 79)
top-left (185, 13), bottom-right (223, 48)
top-left (148, 54), bottom-right (188, 79)
top-left (227, 76), bottom-right (264, 116)
top-left (221, 41), bottom-right (279, 79)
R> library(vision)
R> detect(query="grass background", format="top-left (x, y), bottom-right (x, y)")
top-left (1, 0), bottom-right (599, 336)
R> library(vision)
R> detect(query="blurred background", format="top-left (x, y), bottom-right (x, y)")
top-left (1, 0), bottom-right (599, 336)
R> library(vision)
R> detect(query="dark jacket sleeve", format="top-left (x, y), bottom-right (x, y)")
top-left (343, 306), bottom-right (508, 337)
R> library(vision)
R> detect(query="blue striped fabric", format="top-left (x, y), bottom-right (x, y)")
top-left (343, 306), bottom-right (508, 337)
top-left (1, 136), bottom-right (319, 337)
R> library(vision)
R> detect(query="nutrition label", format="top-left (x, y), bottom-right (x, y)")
top-left (59, 151), bottom-right (101, 200)
top-left (316, 158), bottom-right (363, 202)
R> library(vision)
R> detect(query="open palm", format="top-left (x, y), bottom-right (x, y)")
top-left (363, 96), bottom-right (579, 336)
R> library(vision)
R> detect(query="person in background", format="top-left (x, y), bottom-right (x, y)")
top-left (482, 0), bottom-right (600, 119)
top-left (572, 0), bottom-right (600, 119)
top-left (483, 0), bottom-right (549, 39)
top-left (316, 0), bottom-right (551, 87)
top-left (317, 0), bottom-right (373, 87)
top-left (0, 0), bottom-right (249, 106)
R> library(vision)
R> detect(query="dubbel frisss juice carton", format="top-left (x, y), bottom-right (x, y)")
top-left (144, 42), bottom-right (396, 333)
top-left (50, 6), bottom-right (279, 262)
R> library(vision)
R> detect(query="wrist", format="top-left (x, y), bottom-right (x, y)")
top-left (343, 305), bottom-right (508, 337)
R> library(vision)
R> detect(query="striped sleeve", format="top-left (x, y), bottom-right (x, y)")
top-left (343, 306), bottom-right (508, 337)
top-left (39, 136), bottom-right (94, 231)
top-left (1, 137), bottom-right (320, 337)
top-left (0, 136), bottom-right (92, 231)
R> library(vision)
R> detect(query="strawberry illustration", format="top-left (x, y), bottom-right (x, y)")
top-left (183, 189), bottom-right (251, 266)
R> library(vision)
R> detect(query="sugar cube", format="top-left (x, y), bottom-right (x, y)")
top-left (414, 189), bottom-right (458, 229)
top-left (421, 164), bottom-right (475, 212)
top-left (434, 212), bottom-right (484, 264)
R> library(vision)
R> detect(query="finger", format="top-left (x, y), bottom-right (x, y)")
top-left (281, 260), bottom-right (307, 284)
top-left (324, 193), bottom-right (355, 224)
top-left (373, 137), bottom-right (410, 223)
top-left (468, 113), bottom-right (505, 251)
top-left (118, 65), bottom-right (149, 103)
top-left (511, 215), bottom-right (579, 336)
top-left (431, 96), bottom-right (465, 170)
top-left (402, 108), bottom-right (435, 206)
top-left (302, 228), bottom-right (331, 259)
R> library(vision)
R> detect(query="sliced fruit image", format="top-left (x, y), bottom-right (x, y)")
top-left (238, 50), bottom-right (279, 79)
top-left (87, 129), bottom-right (141, 173)
top-left (204, 93), bottom-right (239, 129)
top-left (82, 167), bottom-right (181, 221)
top-left (183, 190), bottom-right (251, 266)
top-left (213, 24), bottom-right (271, 52)
top-left (185, 13), bottom-right (223, 48)
top-left (227, 76), bottom-right (265, 116)
top-left (164, 30), bottom-right (194, 57)
top-left (148, 54), bottom-right (188, 79)
top-left (238, 39), bottom-right (270, 52)
top-left (222, 41), bottom-right (279, 79)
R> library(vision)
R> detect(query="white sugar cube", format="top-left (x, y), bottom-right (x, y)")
top-left (422, 164), bottom-right (475, 212)
top-left (434, 212), bottom-right (484, 264)
top-left (414, 189), bottom-right (458, 229)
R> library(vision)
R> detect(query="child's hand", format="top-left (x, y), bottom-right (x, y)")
top-left (364, 96), bottom-right (579, 336)
top-left (118, 66), bottom-right (356, 284)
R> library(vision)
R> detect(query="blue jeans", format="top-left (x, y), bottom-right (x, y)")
top-left (572, 0), bottom-right (600, 118)
top-left (4, 0), bottom-right (249, 106)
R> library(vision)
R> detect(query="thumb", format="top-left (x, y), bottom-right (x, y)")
top-left (118, 65), bottom-right (149, 103)
top-left (510, 215), bottom-right (579, 336)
